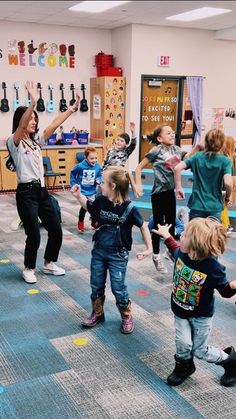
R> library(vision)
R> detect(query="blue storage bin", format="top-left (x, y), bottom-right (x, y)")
top-left (64, 132), bottom-right (74, 145)
top-left (47, 133), bottom-right (57, 145)
top-left (77, 133), bottom-right (89, 144)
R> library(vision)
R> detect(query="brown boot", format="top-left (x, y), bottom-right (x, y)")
top-left (118, 299), bottom-right (134, 334)
top-left (82, 296), bottom-right (105, 327)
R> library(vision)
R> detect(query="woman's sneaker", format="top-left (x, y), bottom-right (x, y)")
top-left (22, 268), bottom-right (37, 283)
top-left (152, 254), bottom-right (168, 273)
top-left (43, 262), bottom-right (65, 276)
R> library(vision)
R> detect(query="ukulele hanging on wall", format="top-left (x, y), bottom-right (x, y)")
top-left (59, 83), bottom-right (68, 112)
top-left (13, 82), bottom-right (21, 111)
top-left (47, 84), bottom-right (55, 113)
top-left (36, 82), bottom-right (45, 112)
top-left (69, 83), bottom-right (77, 110)
top-left (0, 82), bottom-right (10, 112)
top-left (25, 87), bottom-right (31, 107)
top-left (80, 83), bottom-right (88, 112)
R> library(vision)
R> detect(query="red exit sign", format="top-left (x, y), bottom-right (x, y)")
top-left (157, 55), bottom-right (170, 67)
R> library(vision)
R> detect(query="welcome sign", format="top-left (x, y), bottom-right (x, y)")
top-left (7, 39), bottom-right (76, 69)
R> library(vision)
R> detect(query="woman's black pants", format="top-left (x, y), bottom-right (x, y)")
top-left (16, 183), bottom-right (62, 269)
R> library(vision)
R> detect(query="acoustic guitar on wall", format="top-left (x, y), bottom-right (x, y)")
top-left (59, 83), bottom-right (68, 112)
top-left (13, 82), bottom-right (21, 111)
top-left (47, 84), bottom-right (55, 113)
top-left (80, 83), bottom-right (88, 112)
top-left (1, 82), bottom-right (10, 112)
top-left (36, 82), bottom-right (45, 112)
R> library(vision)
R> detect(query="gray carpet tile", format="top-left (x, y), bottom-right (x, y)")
top-left (0, 192), bottom-right (236, 419)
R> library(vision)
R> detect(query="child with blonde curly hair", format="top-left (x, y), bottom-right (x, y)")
top-left (153, 217), bottom-right (236, 387)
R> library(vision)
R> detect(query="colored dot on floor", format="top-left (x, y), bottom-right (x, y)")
top-left (73, 337), bottom-right (88, 346)
top-left (65, 236), bottom-right (72, 240)
top-left (0, 259), bottom-right (10, 264)
top-left (136, 289), bottom-right (149, 296)
top-left (0, 386), bottom-right (4, 394)
top-left (27, 289), bottom-right (39, 295)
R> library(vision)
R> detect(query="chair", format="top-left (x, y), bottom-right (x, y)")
top-left (76, 152), bottom-right (84, 163)
top-left (43, 156), bottom-right (66, 192)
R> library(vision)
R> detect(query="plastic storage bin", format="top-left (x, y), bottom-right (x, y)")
top-left (77, 133), bottom-right (89, 144)
top-left (47, 133), bottom-right (57, 145)
top-left (64, 133), bottom-right (74, 145)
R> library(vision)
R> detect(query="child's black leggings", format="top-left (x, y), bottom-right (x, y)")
top-left (151, 189), bottom-right (176, 254)
top-left (79, 207), bottom-right (87, 222)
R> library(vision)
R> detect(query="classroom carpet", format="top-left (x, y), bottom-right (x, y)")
top-left (0, 190), bottom-right (236, 419)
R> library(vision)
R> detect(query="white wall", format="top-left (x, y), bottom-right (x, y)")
top-left (113, 24), bottom-right (236, 169)
top-left (2, 20), bottom-right (236, 169)
top-left (0, 21), bottom-right (111, 141)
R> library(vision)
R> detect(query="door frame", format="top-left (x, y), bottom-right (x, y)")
top-left (139, 74), bottom-right (189, 162)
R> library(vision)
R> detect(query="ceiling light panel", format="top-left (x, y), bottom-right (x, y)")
top-left (69, 1), bottom-right (131, 13)
top-left (166, 7), bottom-right (232, 22)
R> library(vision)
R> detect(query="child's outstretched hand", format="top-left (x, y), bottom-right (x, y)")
top-left (135, 184), bottom-right (143, 197)
top-left (136, 249), bottom-right (152, 260)
top-left (152, 224), bottom-right (172, 240)
top-left (176, 187), bottom-right (185, 200)
top-left (26, 80), bottom-right (39, 105)
top-left (71, 184), bottom-right (81, 198)
top-left (229, 280), bottom-right (236, 289)
top-left (130, 122), bottom-right (135, 136)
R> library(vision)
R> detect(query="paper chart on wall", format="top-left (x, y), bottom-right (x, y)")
top-left (93, 94), bottom-right (101, 119)
top-left (211, 108), bottom-right (225, 130)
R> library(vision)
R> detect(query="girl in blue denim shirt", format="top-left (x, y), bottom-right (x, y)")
top-left (71, 166), bottom-right (152, 334)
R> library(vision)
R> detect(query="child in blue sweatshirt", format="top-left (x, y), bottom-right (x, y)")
top-left (70, 147), bottom-right (102, 232)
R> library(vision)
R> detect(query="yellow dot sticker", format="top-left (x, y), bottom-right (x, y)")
top-left (27, 289), bottom-right (39, 295)
top-left (0, 259), bottom-right (10, 263)
top-left (73, 338), bottom-right (88, 346)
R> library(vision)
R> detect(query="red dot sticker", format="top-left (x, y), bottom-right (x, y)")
top-left (136, 290), bottom-right (149, 296)
top-left (65, 236), bottom-right (72, 240)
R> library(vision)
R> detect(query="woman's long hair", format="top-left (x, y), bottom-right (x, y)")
top-left (12, 106), bottom-right (39, 140)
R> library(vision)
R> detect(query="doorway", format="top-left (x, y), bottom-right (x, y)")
top-left (139, 75), bottom-right (194, 162)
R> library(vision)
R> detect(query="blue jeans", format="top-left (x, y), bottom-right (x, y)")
top-left (90, 244), bottom-right (129, 307)
top-left (174, 315), bottom-right (228, 363)
top-left (189, 209), bottom-right (221, 221)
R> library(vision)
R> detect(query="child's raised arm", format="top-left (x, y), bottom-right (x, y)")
top-left (136, 222), bottom-right (152, 260)
top-left (129, 122), bottom-right (136, 138)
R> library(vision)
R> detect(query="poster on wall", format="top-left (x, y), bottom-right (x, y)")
top-left (4, 39), bottom-right (76, 69)
top-left (93, 94), bottom-right (101, 120)
top-left (211, 108), bottom-right (225, 130)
